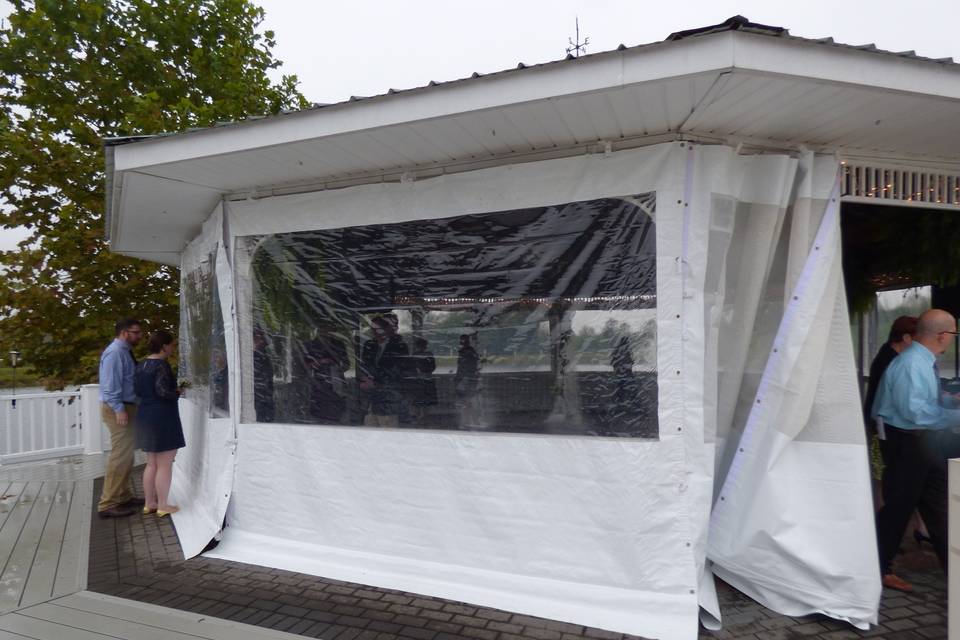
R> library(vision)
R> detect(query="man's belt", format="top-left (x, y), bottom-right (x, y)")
top-left (885, 424), bottom-right (929, 435)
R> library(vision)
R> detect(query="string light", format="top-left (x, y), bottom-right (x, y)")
top-left (393, 294), bottom-right (656, 307)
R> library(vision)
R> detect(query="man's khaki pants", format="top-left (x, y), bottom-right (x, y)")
top-left (98, 403), bottom-right (137, 511)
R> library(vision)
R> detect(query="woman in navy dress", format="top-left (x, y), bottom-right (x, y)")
top-left (134, 330), bottom-right (186, 517)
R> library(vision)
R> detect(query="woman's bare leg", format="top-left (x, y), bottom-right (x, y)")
top-left (143, 452), bottom-right (158, 509)
top-left (155, 449), bottom-right (178, 510)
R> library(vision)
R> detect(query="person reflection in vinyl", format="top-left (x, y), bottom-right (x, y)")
top-left (304, 325), bottom-right (348, 423)
top-left (454, 334), bottom-right (481, 427)
top-left (359, 315), bottom-right (409, 427)
top-left (252, 329), bottom-right (275, 423)
top-left (409, 337), bottom-right (438, 425)
top-left (211, 350), bottom-right (229, 411)
top-left (607, 335), bottom-right (644, 436)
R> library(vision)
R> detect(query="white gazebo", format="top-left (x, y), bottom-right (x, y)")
top-left (104, 16), bottom-right (960, 640)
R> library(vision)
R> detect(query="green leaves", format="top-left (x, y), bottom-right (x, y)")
top-left (0, 0), bottom-right (306, 387)
top-left (843, 203), bottom-right (960, 313)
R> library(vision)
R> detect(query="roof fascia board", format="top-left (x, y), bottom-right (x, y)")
top-left (113, 249), bottom-right (182, 266)
top-left (112, 33), bottom-right (736, 171)
top-left (731, 31), bottom-right (960, 100)
top-left (111, 29), bottom-right (960, 175)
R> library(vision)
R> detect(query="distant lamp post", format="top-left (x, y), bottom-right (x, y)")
top-left (9, 350), bottom-right (20, 398)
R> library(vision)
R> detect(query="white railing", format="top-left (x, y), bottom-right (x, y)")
top-left (0, 384), bottom-right (109, 464)
top-left (841, 162), bottom-right (960, 208)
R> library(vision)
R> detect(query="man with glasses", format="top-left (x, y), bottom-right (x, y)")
top-left (872, 308), bottom-right (960, 591)
top-left (97, 318), bottom-right (146, 517)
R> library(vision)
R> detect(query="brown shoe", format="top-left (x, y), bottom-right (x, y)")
top-left (882, 574), bottom-right (913, 592)
top-left (121, 497), bottom-right (146, 507)
top-left (98, 505), bottom-right (137, 518)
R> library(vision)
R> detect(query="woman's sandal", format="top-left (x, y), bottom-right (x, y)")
top-left (142, 506), bottom-right (157, 515)
top-left (157, 505), bottom-right (180, 518)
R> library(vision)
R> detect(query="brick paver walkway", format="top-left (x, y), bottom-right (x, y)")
top-left (87, 473), bottom-right (948, 640)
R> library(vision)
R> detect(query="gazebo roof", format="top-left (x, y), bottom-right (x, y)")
top-left (105, 16), bottom-right (960, 265)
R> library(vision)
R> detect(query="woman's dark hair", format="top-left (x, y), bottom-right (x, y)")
top-left (147, 330), bottom-right (175, 354)
top-left (888, 316), bottom-right (918, 344)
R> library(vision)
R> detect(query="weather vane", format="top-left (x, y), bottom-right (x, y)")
top-left (566, 17), bottom-right (589, 58)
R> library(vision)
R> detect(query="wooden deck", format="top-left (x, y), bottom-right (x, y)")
top-left (0, 454), bottom-right (308, 639)
top-left (0, 591), bottom-right (307, 639)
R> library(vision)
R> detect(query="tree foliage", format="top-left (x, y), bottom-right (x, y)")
top-left (842, 203), bottom-right (960, 313)
top-left (0, 0), bottom-right (306, 387)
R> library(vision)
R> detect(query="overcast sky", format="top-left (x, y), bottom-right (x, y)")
top-left (1, 0), bottom-right (959, 250)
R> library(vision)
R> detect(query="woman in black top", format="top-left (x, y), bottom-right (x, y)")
top-left (864, 315), bottom-right (917, 443)
top-left (134, 330), bottom-right (186, 517)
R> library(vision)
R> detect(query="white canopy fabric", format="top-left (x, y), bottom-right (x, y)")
top-left (168, 142), bottom-right (879, 639)
top-left (706, 155), bottom-right (881, 626)
top-left (172, 205), bottom-right (238, 559)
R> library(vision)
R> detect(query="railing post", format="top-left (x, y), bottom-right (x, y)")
top-left (80, 384), bottom-right (103, 454)
top-left (950, 458), bottom-right (959, 640)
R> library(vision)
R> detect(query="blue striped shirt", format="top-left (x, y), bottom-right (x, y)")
top-left (99, 339), bottom-right (137, 412)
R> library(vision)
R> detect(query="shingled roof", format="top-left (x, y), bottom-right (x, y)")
top-left (105, 15), bottom-right (957, 146)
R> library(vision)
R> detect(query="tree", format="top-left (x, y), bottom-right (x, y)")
top-left (0, 0), bottom-right (307, 387)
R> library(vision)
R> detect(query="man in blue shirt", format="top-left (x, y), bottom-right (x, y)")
top-left (872, 308), bottom-right (960, 591)
top-left (98, 318), bottom-right (145, 517)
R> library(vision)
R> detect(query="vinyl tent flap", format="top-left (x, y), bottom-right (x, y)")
top-left (166, 142), bottom-right (880, 637)
top-left (208, 143), bottom-right (709, 640)
top-left (172, 203), bottom-right (237, 559)
top-left (706, 156), bottom-right (881, 627)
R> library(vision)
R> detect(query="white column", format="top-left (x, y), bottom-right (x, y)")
top-left (949, 458), bottom-right (960, 640)
top-left (80, 384), bottom-right (104, 454)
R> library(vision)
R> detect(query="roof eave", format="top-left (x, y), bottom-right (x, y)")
top-left (110, 29), bottom-right (960, 175)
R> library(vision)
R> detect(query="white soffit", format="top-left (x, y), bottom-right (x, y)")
top-left (107, 28), bottom-right (960, 261)
top-left (111, 170), bottom-right (221, 265)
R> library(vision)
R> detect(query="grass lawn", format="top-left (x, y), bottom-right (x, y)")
top-left (0, 367), bottom-right (41, 389)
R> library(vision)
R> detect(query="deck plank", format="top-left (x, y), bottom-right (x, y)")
top-left (0, 484), bottom-right (55, 609)
top-left (0, 484), bottom-right (27, 545)
top-left (0, 611), bottom-right (115, 639)
top-left (51, 480), bottom-right (91, 598)
top-left (14, 602), bottom-right (200, 640)
top-left (53, 591), bottom-right (309, 639)
top-left (0, 485), bottom-right (15, 532)
top-left (19, 482), bottom-right (74, 608)
top-left (0, 483), bottom-right (44, 613)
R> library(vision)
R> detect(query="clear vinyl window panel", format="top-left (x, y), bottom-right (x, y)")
top-left (180, 249), bottom-right (230, 417)
top-left (240, 195), bottom-right (657, 437)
